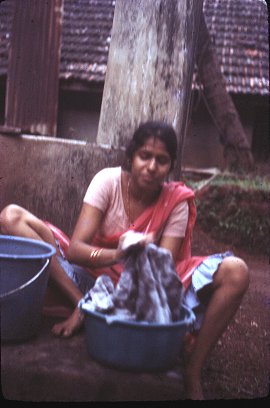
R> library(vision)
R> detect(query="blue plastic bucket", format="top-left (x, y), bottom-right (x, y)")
top-left (0, 235), bottom-right (56, 342)
top-left (82, 304), bottom-right (195, 371)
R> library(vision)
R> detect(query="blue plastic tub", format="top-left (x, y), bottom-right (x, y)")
top-left (0, 235), bottom-right (56, 342)
top-left (82, 304), bottom-right (195, 371)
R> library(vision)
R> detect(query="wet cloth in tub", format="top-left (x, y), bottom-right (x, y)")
top-left (80, 235), bottom-right (184, 324)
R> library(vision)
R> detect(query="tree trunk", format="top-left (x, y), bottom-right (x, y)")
top-left (97, 0), bottom-right (203, 180)
top-left (196, 13), bottom-right (254, 172)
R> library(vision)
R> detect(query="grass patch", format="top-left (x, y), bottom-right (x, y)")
top-left (205, 172), bottom-right (270, 192)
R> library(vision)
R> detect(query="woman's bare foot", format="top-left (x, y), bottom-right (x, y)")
top-left (51, 307), bottom-right (84, 338)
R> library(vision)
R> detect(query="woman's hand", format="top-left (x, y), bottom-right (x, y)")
top-left (116, 230), bottom-right (156, 260)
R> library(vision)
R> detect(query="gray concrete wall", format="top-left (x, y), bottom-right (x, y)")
top-left (0, 134), bottom-right (125, 235)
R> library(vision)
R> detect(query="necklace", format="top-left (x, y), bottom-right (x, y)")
top-left (126, 176), bottom-right (162, 229)
top-left (127, 177), bottom-right (141, 226)
top-left (127, 178), bottom-right (133, 226)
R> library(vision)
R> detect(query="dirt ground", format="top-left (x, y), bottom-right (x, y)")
top-left (191, 225), bottom-right (269, 400)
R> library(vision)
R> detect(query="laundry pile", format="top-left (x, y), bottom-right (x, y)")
top-left (79, 232), bottom-right (184, 324)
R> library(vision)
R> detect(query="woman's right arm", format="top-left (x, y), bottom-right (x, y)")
top-left (66, 203), bottom-right (119, 268)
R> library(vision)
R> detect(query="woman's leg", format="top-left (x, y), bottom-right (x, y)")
top-left (184, 256), bottom-right (249, 400)
top-left (0, 204), bottom-right (85, 337)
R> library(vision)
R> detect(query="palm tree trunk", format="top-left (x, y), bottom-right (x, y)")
top-left (196, 13), bottom-right (254, 172)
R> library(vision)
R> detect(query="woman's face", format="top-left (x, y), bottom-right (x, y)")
top-left (130, 136), bottom-right (172, 191)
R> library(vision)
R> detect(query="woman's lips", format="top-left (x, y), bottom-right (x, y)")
top-left (141, 175), bottom-right (156, 184)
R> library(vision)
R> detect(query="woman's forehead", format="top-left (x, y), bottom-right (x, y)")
top-left (140, 136), bottom-right (168, 151)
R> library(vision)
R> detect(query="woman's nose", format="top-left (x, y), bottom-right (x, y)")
top-left (148, 158), bottom-right (156, 171)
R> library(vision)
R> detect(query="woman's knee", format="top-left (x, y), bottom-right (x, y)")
top-left (0, 204), bottom-right (27, 234)
top-left (217, 256), bottom-right (250, 293)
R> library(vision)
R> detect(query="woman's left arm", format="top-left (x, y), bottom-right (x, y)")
top-left (157, 199), bottom-right (188, 263)
top-left (159, 235), bottom-right (184, 264)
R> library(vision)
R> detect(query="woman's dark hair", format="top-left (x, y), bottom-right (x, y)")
top-left (124, 121), bottom-right (178, 171)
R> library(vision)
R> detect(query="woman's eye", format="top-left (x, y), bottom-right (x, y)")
top-left (139, 152), bottom-right (151, 160)
top-left (138, 151), bottom-right (170, 165)
top-left (157, 157), bottom-right (171, 165)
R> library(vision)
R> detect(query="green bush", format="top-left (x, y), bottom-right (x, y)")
top-left (194, 173), bottom-right (270, 256)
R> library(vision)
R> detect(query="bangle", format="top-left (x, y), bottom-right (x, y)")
top-left (89, 248), bottom-right (103, 265)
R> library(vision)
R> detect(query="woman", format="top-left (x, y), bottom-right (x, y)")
top-left (0, 121), bottom-right (249, 399)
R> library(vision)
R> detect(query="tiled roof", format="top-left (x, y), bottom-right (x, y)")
top-left (0, 0), bottom-right (14, 76)
top-left (0, 0), bottom-right (268, 95)
top-left (203, 0), bottom-right (269, 95)
top-left (60, 0), bottom-right (115, 83)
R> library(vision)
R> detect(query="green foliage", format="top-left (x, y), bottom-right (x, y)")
top-left (207, 172), bottom-right (270, 192)
top-left (194, 173), bottom-right (270, 256)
